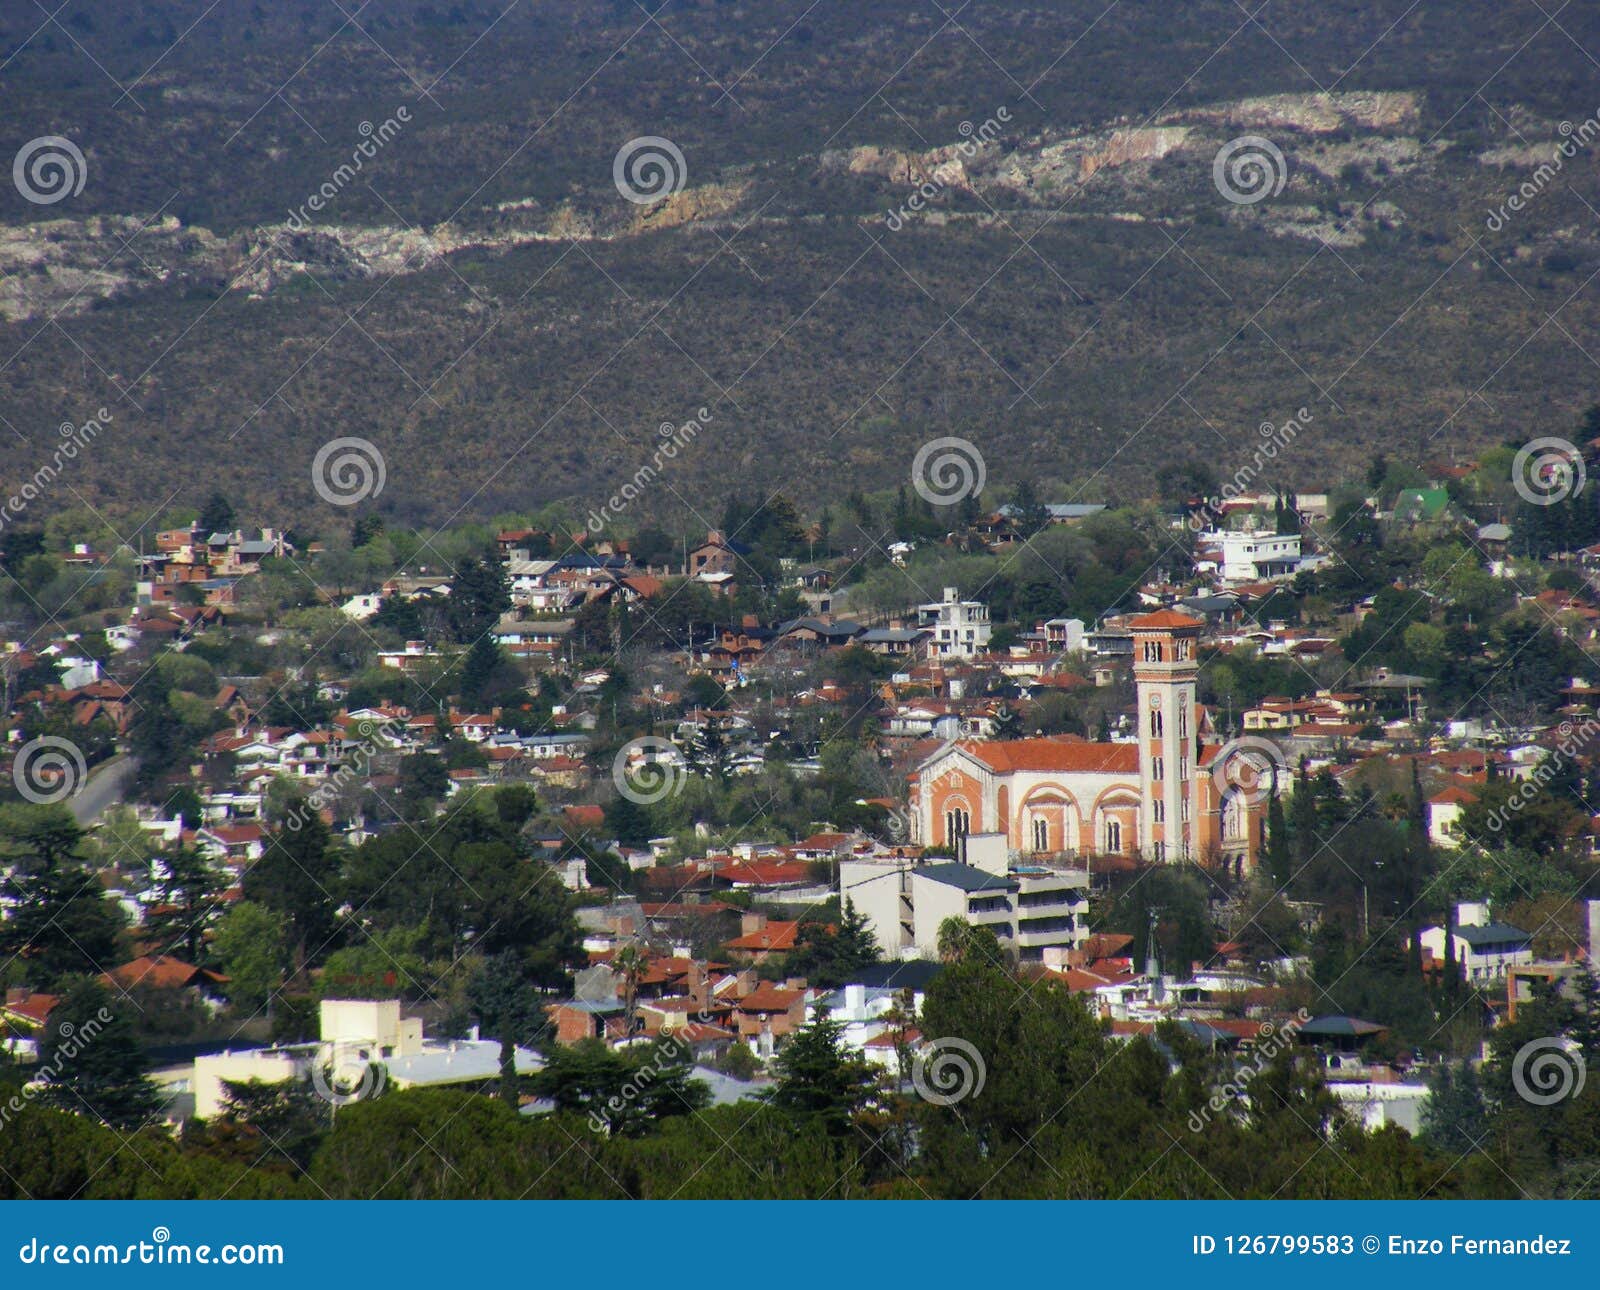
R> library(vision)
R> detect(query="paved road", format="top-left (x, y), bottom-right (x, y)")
top-left (70, 754), bottom-right (139, 825)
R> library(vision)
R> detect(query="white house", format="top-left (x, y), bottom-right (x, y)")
top-left (1426, 786), bottom-right (1475, 849)
top-left (915, 586), bottom-right (992, 658)
top-left (1417, 903), bottom-right (1534, 983)
top-left (192, 999), bottom-right (541, 1119)
top-left (1200, 530), bottom-right (1303, 584)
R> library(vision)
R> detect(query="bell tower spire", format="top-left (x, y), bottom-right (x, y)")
top-left (1130, 610), bottom-right (1203, 862)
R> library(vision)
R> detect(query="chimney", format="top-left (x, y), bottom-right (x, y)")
top-left (687, 962), bottom-right (709, 1009)
top-left (741, 911), bottom-right (768, 937)
top-left (735, 969), bottom-right (758, 996)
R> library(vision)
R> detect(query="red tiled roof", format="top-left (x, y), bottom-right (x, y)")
top-left (2, 988), bottom-right (60, 1027)
top-left (713, 860), bottom-right (811, 887)
top-left (1080, 932), bottom-right (1135, 959)
top-left (1129, 609), bottom-right (1203, 630)
top-left (952, 738), bottom-right (1140, 775)
top-left (725, 921), bottom-right (799, 952)
top-left (100, 955), bottom-right (226, 992)
top-left (737, 984), bottom-right (805, 1013)
top-left (638, 901), bottom-right (735, 919)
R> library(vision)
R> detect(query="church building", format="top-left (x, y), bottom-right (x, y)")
top-left (909, 610), bottom-right (1268, 871)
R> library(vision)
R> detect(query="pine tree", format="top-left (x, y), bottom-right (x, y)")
top-left (1420, 1059), bottom-right (1488, 1154)
top-left (1267, 768), bottom-right (1291, 888)
top-left (763, 1010), bottom-right (879, 1136)
top-left (458, 634), bottom-right (505, 708)
top-left (603, 793), bottom-right (653, 848)
top-left (684, 719), bottom-right (731, 782)
top-left (447, 546), bottom-right (511, 644)
top-left (469, 951), bottom-right (546, 1109)
top-left (1290, 761), bottom-right (1317, 869)
top-left (242, 809), bottom-right (340, 978)
top-left (199, 492), bottom-right (236, 536)
top-left (143, 844), bottom-right (226, 966)
top-left (1009, 480), bottom-right (1051, 538)
top-left (0, 808), bottom-right (125, 984)
top-left (35, 981), bottom-right (162, 1130)
top-left (785, 899), bottom-right (881, 988)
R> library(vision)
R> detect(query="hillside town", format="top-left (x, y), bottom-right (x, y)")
top-left (2, 436), bottom-right (1599, 1198)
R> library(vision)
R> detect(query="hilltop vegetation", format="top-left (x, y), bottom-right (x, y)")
top-left (3, 0), bottom-right (1600, 527)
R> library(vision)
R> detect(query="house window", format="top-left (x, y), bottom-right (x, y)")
top-left (1153, 800), bottom-right (1165, 823)
top-left (1176, 639), bottom-right (1192, 660)
top-left (1181, 798), bottom-right (1191, 823)
top-left (1179, 756), bottom-right (1188, 781)
top-left (1150, 709), bottom-right (1163, 737)
top-left (1178, 706), bottom-right (1187, 739)
top-left (1151, 757), bottom-right (1163, 781)
top-left (1143, 641), bottom-right (1161, 662)
top-left (1033, 817), bottom-right (1049, 852)
top-left (1105, 819), bottom-right (1122, 853)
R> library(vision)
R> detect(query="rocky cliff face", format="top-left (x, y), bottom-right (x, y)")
top-left (0, 89), bottom-right (1500, 322)
top-left (1161, 90), bottom-right (1420, 133)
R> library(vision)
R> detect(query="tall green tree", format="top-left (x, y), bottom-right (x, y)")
top-left (0, 806), bottom-right (125, 983)
top-left (447, 547), bottom-right (511, 644)
top-left (35, 981), bottom-right (162, 1130)
top-left (533, 1038), bottom-right (710, 1135)
top-left (1420, 1060), bottom-right (1489, 1155)
top-left (212, 901), bottom-right (290, 1013)
top-left (241, 809), bottom-right (341, 977)
top-left (142, 844), bottom-right (226, 965)
top-left (469, 951), bottom-right (548, 1109)
top-left (199, 492), bottom-right (236, 535)
top-left (782, 899), bottom-right (881, 989)
top-left (762, 1009), bottom-right (878, 1136)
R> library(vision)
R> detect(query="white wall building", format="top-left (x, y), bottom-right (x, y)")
top-left (916, 586), bottom-right (991, 658)
top-left (1202, 530), bottom-right (1303, 584)
top-left (1417, 903), bottom-right (1534, 984)
top-left (841, 833), bottom-right (1089, 963)
top-left (192, 999), bottom-right (540, 1119)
